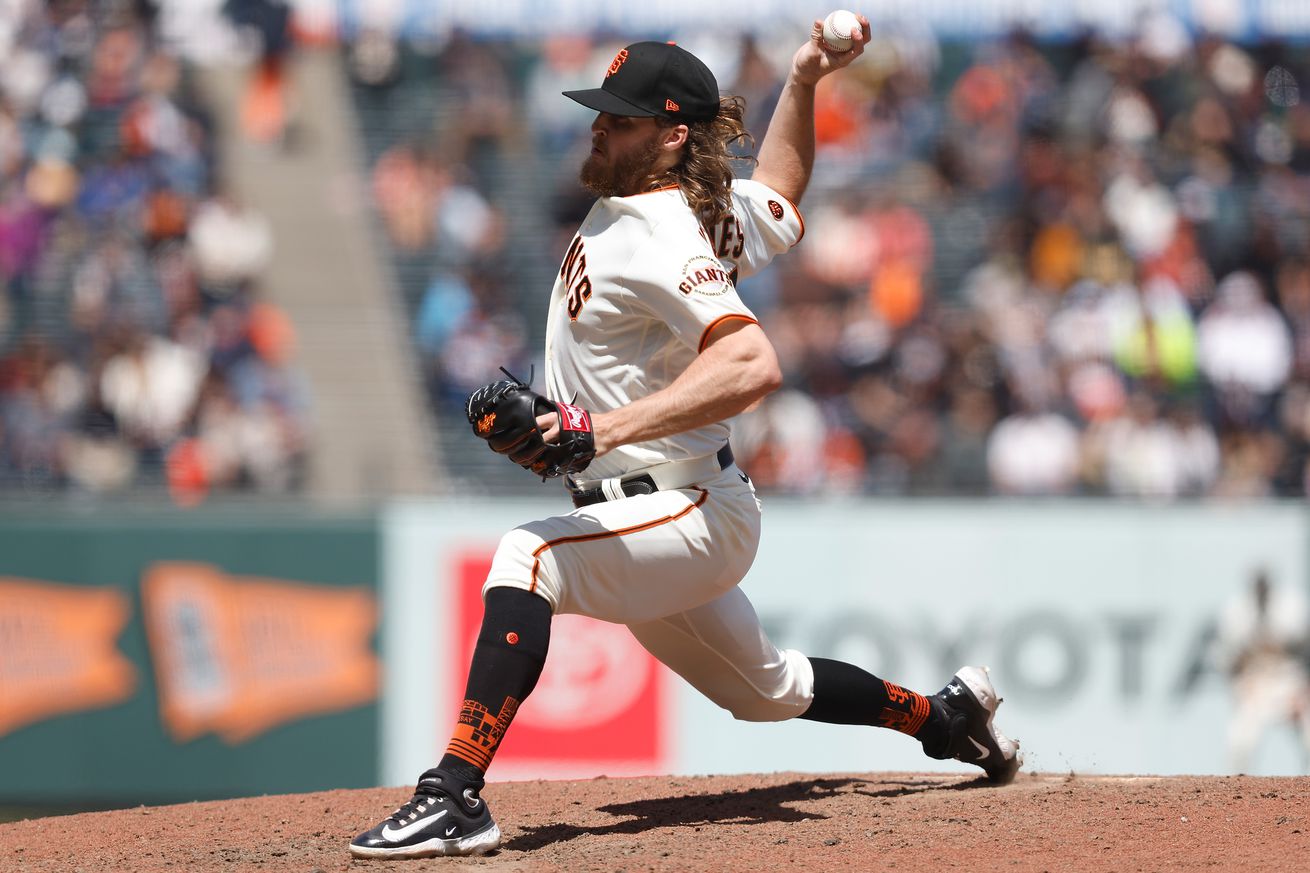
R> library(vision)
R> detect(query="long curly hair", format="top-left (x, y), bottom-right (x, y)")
top-left (652, 96), bottom-right (756, 229)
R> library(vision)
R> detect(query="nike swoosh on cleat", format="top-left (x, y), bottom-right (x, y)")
top-left (445, 826), bottom-right (457, 837)
top-left (968, 736), bottom-right (990, 760)
top-left (381, 809), bottom-right (448, 843)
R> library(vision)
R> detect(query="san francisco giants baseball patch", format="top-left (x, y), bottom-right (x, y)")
top-left (768, 200), bottom-right (785, 220)
top-left (677, 255), bottom-right (732, 297)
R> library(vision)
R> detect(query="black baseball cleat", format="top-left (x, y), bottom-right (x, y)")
top-left (929, 665), bottom-right (1022, 784)
top-left (349, 769), bottom-right (501, 859)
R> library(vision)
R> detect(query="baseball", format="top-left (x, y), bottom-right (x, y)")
top-left (821, 10), bottom-right (860, 53)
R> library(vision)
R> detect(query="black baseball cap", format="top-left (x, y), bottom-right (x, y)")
top-left (564, 41), bottom-right (720, 123)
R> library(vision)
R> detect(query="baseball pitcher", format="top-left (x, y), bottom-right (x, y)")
top-left (351, 16), bottom-right (1021, 859)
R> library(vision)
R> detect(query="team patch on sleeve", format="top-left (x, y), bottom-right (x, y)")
top-left (677, 255), bottom-right (732, 297)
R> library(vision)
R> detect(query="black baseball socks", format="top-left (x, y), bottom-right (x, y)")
top-left (798, 657), bottom-right (954, 756)
top-left (437, 586), bottom-right (552, 784)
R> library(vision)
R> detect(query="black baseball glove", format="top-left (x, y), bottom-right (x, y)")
top-left (467, 369), bottom-right (596, 479)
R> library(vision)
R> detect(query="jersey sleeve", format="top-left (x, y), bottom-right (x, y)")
top-left (624, 217), bottom-right (759, 353)
top-left (728, 178), bottom-right (804, 280)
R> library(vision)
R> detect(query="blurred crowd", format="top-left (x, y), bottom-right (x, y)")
top-left (350, 21), bottom-right (1310, 499)
top-left (0, 0), bottom-right (308, 502)
top-left (8, 5), bottom-right (1308, 501)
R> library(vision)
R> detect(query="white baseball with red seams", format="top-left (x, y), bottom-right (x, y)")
top-left (821, 10), bottom-right (860, 53)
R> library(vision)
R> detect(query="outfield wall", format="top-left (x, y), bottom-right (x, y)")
top-left (383, 499), bottom-right (1310, 785)
top-left (2, 501), bottom-right (1306, 807)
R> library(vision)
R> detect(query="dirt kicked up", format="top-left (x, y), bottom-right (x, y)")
top-left (2, 771), bottom-right (1307, 872)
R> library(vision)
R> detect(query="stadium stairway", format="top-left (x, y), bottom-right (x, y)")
top-left (197, 49), bottom-right (440, 502)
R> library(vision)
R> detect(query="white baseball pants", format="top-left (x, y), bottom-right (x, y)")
top-left (483, 464), bottom-right (814, 722)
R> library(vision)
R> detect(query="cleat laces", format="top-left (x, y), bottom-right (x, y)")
top-left (389, 791), bottom-right (444, 825)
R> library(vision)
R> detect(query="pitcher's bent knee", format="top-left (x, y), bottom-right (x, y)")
top-left (482, 526), bottom-right (560, 612)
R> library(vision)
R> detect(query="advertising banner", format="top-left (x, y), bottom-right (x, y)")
top-left (0, 513), bottom-right (380, 804)
top-left (141, 563), bottom-right (379, 745)
top-left (383, 499), bottom-right (1310, 782)
top-left (0, 579), bottom-right (137, 737)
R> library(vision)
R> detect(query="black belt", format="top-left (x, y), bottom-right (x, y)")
top-left (570, 445), bottom-right (735, 508)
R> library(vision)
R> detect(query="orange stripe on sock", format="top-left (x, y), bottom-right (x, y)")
top-left (905, 691), bottom-right (930, 736)
top-left (445, 738), bottom-right (492, 771)
top-left (443, 696), bottom-right (520, 772)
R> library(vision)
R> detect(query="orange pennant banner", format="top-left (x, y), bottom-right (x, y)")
top-left (0, 578), bottom-right (137, 736)
top-left (141, 562), bottom-right (379, 744)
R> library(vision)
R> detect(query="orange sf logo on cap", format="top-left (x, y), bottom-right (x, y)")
top-left (607, 49), bottom-right (629, 77)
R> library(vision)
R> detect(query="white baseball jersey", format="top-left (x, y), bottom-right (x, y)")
top-left (544, 178), bottom-right (803, 480)
top-left (485, 177), bottom-right (813, 725)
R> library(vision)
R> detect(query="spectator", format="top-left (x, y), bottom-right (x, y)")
top-left (986, 400), bottom-right (1081, 496)
top-left (0, 2), bottom-right (309, 502)
top-left (99, 329), bottom-right (205, 449)
top-left (1197, 271), bottom-right (1293, 429)
top-left (1094, 392), bottom-right (1219, 498)
top-left (188, 191), bottom-right (273, 291)
top-left (18, 9), bottom-right (1310, 502)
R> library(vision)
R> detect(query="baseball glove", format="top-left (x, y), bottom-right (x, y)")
top-left (467, 369), bottom-right (596, 478)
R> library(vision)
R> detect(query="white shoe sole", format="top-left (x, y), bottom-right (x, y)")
top-left (349, 822), bottom-right (502, 859)
top-left (955, 665), bottom-right (1022, 784)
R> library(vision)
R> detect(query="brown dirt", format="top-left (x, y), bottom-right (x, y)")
top-left (1, 771), bottom-right (1307, 872)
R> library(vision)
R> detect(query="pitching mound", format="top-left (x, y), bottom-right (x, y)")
top-left (2, 771), bottom-right (1307, 872)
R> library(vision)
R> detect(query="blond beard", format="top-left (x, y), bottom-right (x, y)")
top-left (579, 135), bottom-right (667, 198)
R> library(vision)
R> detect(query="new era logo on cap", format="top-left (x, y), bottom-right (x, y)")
top-left (564, 42), bottom-right (719, 122)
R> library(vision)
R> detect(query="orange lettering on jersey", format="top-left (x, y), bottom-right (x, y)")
top-left (561, 234), bottom-right (584, 281)
top-left (568, 276), bottom-right (592, 320)
top-left (560, 234), bottom-right (594, 320)
top-left (665, 98), bottom-right (680, 112)
top-left (713, 213), bottom-right (745, 260)
top-left (607, 49), bottom-right (629, 77)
